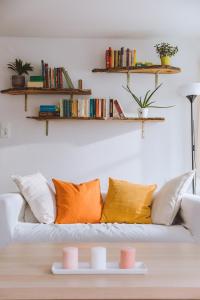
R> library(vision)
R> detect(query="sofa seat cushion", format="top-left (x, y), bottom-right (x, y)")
top-left (13, 223), bottom-right (193, 243)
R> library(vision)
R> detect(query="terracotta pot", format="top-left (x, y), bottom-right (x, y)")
top-left (12, 75), bottom-right (25, 88)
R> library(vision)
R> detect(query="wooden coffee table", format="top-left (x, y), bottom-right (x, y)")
top-left (0, 243), bottom-right (200, 299)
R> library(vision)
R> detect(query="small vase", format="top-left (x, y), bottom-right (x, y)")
top-left (12, 75), bottom-right (25, 88)
top-left (160, 56), bottom-right (170, 66)
top-left (138, 108), bottom-right (149, 118)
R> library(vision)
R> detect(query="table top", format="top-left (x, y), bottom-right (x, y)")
top-left (0, 243), bottom-right (200, 300)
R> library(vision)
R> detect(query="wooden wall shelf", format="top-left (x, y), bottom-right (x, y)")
top-left (26, 116), bottom-right (165, 137)
top-left (1, 88), bottom-right (92, 112)
top-left (1, 87), bottom-right (92, 96)
top-left (92, 65), bottom-right (181, 74)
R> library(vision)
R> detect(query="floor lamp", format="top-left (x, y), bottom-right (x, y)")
top-left (181, 83), bottom-right (200, 194)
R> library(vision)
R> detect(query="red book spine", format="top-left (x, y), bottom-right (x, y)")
top-left (114, 100), bottom-right (125, 119)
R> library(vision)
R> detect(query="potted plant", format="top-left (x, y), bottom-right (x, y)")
top-left (154, 43), bottom-right (178, 66)
top-left (8, 59), bottom-right (34, 88)
top-left (123, 83), bottom-right (174, 118)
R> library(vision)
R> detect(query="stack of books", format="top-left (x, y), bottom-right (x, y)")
top-left (27, 76), bottom-right (44, 88)
top-left (41, 60), bottom-right (74, 89)
top-left (60, 98), bottom-right (107, 118)
top-left (39, 105), bottom-right (60, 117)
top-left (105, 47), bottom-right (136, 68)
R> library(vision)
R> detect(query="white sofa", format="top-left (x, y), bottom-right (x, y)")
top-left (0, 192), bottom-right (200, 247)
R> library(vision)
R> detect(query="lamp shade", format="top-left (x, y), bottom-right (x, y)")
top-left (180, 82), bottom-right (200, 97)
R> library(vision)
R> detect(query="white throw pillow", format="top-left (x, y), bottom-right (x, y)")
top-left (12, 173), bottom-right (56, 224)
top-left (151, 171), bottom-right (195, 225)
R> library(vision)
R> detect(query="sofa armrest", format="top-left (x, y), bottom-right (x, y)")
top-left (181, 193), bottom-right (200, 242)
top-left (0, 193), bottom-right (25, 247)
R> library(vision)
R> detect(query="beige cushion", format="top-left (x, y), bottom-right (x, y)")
top-left (151, 171), bottom-right (195, 225)
top-left (12, 173), bottom-right (56, 224)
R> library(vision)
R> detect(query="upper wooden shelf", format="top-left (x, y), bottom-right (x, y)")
top-left (92, 65), bottom-right (181, 74)
top-left (1, 87), bottom-right (92, 96)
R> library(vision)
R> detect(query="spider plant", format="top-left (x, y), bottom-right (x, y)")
top-left (8, 58), bottom-right (33, 88)
top-left (8, 59), bottom-right (33, 76)
top-left (123, 83), bottom-right (174, 109)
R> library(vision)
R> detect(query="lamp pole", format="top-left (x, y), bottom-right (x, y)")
top-left (186, 95), bottom-right (197, 194)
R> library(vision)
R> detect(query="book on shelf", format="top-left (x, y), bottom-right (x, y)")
top-left (109, 99), bottom-right (125, 119)
top-left (30, 76), bottom-right (44, 82)
top-left (114, 100), bottom-right (125, 119)
top-left (39, 111), bottom-right (60, 117)
top-left (41, 60), bottom-right (74, 89)
top-left (27, 81), bottom-right (44, 88)
top-left (105, 47), bottom-right (137, 68)
top-left (40, 105), bottom-right (58, 112)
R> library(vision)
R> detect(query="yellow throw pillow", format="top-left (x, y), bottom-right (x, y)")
top-left (101, 178), bottom-right (157, 224)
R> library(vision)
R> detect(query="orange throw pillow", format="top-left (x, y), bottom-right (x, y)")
top-left (53, 178), bottom-right (103, 224)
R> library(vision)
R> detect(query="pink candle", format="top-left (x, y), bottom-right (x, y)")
top-left (120, 248), bottom-right (136, 269)
top-left (63, 247), bottom-right (78, 269)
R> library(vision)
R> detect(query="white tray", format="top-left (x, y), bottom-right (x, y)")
top-left (51, 261), bottom-right (147, 275)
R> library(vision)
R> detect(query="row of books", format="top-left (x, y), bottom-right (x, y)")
top-left (105, 47), bottom-right (136, 68)
top-left (38, 99), bottom-right (126, 119)
top-left (41, 60), bottom-right (74, 89)
top-left (60, 99), bottom-right (107, 118)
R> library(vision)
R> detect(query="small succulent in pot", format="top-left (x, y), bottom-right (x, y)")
top-left (123, 83), bottom-right (174, 118)
top-left (8, 59), bottom-right (34, 88)
top-left (154, 43), bottom-right (178, 65)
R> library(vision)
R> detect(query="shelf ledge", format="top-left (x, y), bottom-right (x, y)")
top-left (1, 88), bottom-right (92, 96)
top-left (92, 65), bottom-right (181, 74)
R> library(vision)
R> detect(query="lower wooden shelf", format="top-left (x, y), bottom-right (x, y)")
top-left (26, 116), bottom-right (165, 137)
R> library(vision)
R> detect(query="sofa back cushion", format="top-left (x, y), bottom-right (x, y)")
top-left (100, 178), bottom-right (156, 224)
top-left (53, 178), bottom-right (103, 224)
top-left (12, 172), bottom-right (56, 224)
top-left (151, 171), bottom-right (194, 225)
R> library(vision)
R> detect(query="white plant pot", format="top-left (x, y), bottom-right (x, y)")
top-left (137, 108), bottom-right (149, 118)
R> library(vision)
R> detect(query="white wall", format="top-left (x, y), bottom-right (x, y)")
top-left (0, 37), bottom-right (199, 193)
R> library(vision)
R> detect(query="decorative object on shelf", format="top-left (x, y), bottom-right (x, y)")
top-left (8, 58), bottom-right (33, 88)
top-left (180, 82), bottom-right (200, 194)
top-left (154, 42), bottom-right (178, 66)
top-left (138, 108), bottom-right (149, 118)
top-left (105, 47), bottom-right (136, 68)
top-left (123, 83), bottom-right (174, 118)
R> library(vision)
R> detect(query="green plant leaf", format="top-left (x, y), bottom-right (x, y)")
top-left (149, 105), bottom-right (175, 108)
top-left (145, 83), bottom-right (162, 103)
top-left (122, 85), bottom-right (141, 107)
